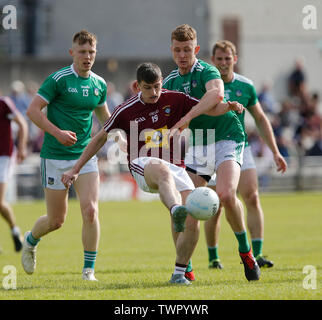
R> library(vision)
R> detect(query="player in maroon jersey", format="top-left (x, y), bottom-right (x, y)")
top-left (0, 96), bottom-right (28, 252)
top-left (61, 62), bottom-right (243, 285)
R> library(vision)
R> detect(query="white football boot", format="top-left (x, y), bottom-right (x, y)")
top-left (21, 231), bottom-right (37, 274)
top-left (82, 268), bottom-right (98, 281)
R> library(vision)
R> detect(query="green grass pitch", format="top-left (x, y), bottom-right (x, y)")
top-left (0, 192), bottom-right (321, 300)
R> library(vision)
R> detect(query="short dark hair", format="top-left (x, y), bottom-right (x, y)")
top-left (136, 63), bottom-right (162, 84)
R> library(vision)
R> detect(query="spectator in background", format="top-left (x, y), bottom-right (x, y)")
top-left (106, 81), bottom-right (124, 114)
top-left (258, 81), bottom-right (276, 115)
top-left (10, 80), bottom-right (30, 116)
top-left (288, 58), bottom-right (310, 107)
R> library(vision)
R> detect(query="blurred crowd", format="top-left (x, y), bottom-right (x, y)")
top-left (5, 59), bottom-right (322, 163)
top-left (248, 59), bottom-right (322, 159)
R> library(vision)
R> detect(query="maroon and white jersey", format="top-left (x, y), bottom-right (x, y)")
top-left (0, 96), bottom-right (17, 156)
top-left (103, 89), bottom-right (199, 167)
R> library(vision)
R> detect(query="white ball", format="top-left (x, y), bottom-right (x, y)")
top-left (186, 187), bottom-right (220, 220)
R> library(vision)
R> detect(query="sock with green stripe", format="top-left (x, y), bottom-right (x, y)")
top-left (26, 232), bottom-right (41, 247)
top-left (83, 251), bottom-right (97, 270)
top-left (208, 246), bottom-right (220, 262)
top-left (252, 238), bottom-right (263, 258)
top-left (234, 230), bottom-right (251, 253)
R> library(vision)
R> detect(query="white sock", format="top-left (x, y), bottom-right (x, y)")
top-left (173, 264), bottom-right (186, 276)
top-left (11, 226), bottom-right (20, 236)
top-left (170, 205), bottom-right (180, 215)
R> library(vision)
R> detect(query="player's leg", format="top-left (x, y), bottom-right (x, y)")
top-left (22, 158), bottom-right (69, 275)
top-left (238, 168), bottom-right (273, 267)
top-left (73, 172), bottom-right (100, 280)
top-left (0, 182), bottom-right (23, 251)
top-left (22, 187), bottom-right (68, 274)
top-left (142, 158), bottom-right (199, 285)
top-left (216, 160), bottom-right (260, 280)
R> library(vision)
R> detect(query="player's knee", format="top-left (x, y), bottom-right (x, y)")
top-left (218, 189), bottom-right (237, 209)
top-left (157, 163), bottom-right (172, 183)
top-left (244, 190), bottom-right (260, 208)
top-left (82, 203), bottom-right (98, 223)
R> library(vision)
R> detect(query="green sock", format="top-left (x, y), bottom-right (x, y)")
top-left (252, 238), bottom-right (263, 258)
top-left (83, 251), bottom-right (97, 270)
top-left (186, 259), bottom-right (193, 272)
top-left (234, 231), bottom-right (251, 253)
top-left (208, 246), bottom-right (220, 262)
top-left (27, 232), bottom-right (41, 247)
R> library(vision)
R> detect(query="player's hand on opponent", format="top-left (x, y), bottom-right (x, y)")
top-left (227, 101), bottom-right (244, 114)
top-left (57, 130), bottom-right (77, 146)
top-left (61, 169), bottom-right (79, 189)
top-left (273, 152), bottom-right (288, 173)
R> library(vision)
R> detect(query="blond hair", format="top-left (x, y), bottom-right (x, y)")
top-left (212, 40), bottom-right (237, 56)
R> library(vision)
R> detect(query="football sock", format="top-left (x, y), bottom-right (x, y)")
top-left (234, 230), bottom-right (251, 253)
top-left (170, 204), bottom-right (180, 215)
top-left (173, 263), bottom-right (187, 276)
top-left (186, 259), bottom-right (193, 272)
top-left (252, 238), bottom-right (263, 257)
top-left (26, 232), bottom-right (40, 247)
top-left (11, 226), bottom-right (21, 236)
top-left (208, 246), bottom-right (220, 262)
top-left (83, 251), bottom-right (97, 270)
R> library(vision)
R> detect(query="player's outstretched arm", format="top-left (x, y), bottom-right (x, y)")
top-left (249, 101), bottom-right (287, 173)
top-left (61, 128), bottom-right (108, 188)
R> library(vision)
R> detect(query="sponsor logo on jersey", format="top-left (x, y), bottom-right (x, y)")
top-left (68, 87), bottom-right (78, 93)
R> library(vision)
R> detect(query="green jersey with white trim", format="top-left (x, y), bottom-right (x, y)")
top-left (224, 73), bottom-right (258, 145)
top-left (38, 64), bottom-right (107, 160)
top-left (163, 59), bottom-right (244, 145)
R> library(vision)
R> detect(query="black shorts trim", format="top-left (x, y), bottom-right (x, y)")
top-left (185, 166), bottom-right (212, 183)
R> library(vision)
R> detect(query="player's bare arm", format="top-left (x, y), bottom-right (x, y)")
top-left (94, 102), bottom-right (110, 124)
top-left (249, 101), bottom-right (287, 173)
top-left (26, 95), bottom-right (77, 147)
top-left (12, 110), bottom-right (28, 163)
top-left (61, 128), bottom-right (108, 188)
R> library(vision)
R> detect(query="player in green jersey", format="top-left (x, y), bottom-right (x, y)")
top-left (22, 30), bottom-right (110, 281)
top-left (206, 40), bottom-right (287, 269)
top-left (164, 24), bottom-right (260, 281)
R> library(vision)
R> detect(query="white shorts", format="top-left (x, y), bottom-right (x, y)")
top-left (41, 156), bottom-right (98, 190)
top-left (185, 140), bottom-right (245, 182)
top-left (208, 145), bottom-right (255, 186)
top-left (0, 156), bottom-right (15, 183)
top-left (129, 157), bottom-right (195, 193)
